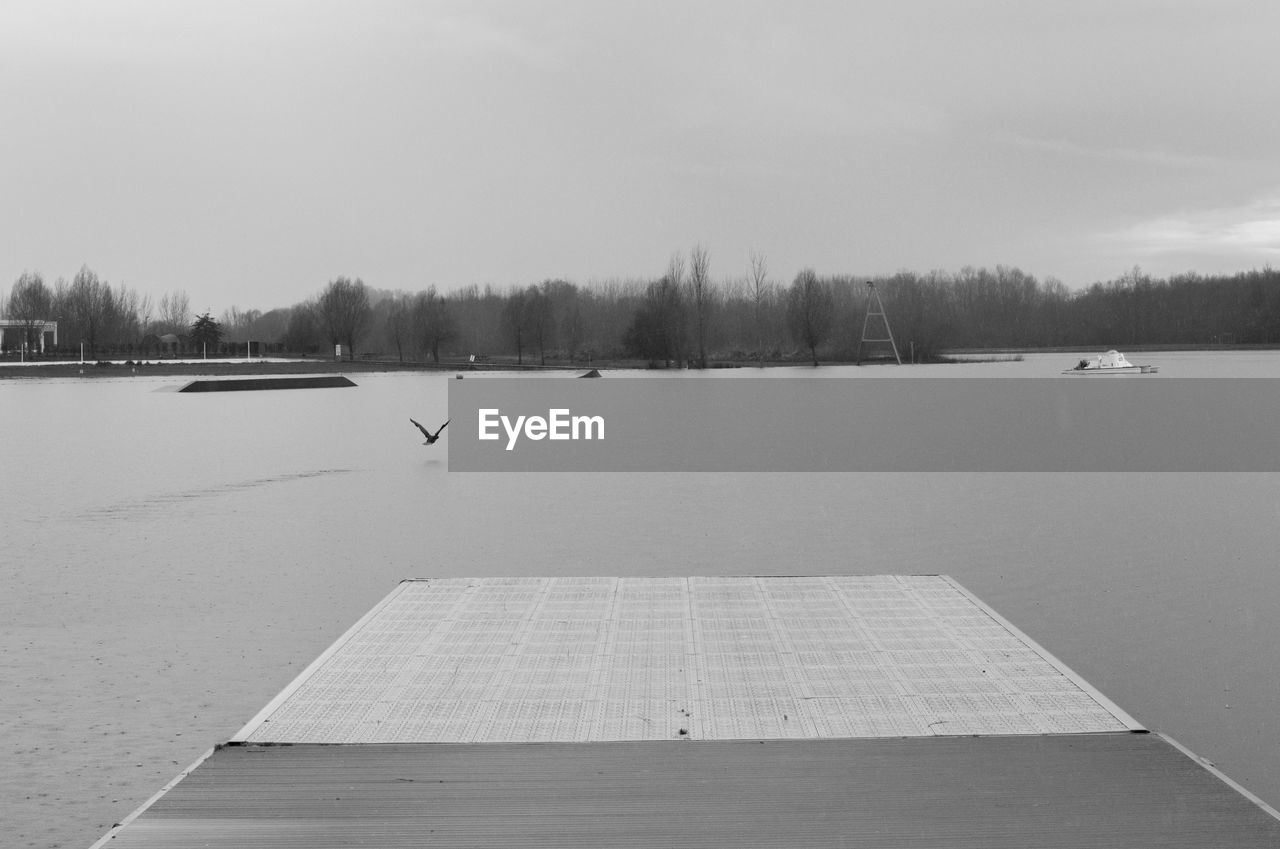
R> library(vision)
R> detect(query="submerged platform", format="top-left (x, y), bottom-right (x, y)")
top-left (178, 375), bottom-right (356, 392)
top-left (93, 576), bottom-right (1280, 848)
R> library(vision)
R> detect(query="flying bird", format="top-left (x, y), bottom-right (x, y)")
top-left (411, 418), bottom-right (449, 445)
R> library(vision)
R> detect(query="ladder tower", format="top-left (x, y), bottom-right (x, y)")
top-left (856, 281), bottom-right (902, 364)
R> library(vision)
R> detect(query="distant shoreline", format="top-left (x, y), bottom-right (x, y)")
top-left (0, 358), bottom-right (454, 380)
top-left (1, 344), bottom-right (1272, 379)
top-left (0, 356), bottom-right (875, 379)
top-left (0, 357), bottom-right (580, 380)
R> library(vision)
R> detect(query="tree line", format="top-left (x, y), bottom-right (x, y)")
top-left (4, 257), bottom-right (1279, 363)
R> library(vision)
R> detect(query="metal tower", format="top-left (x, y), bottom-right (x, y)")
top-left (856, 281), bottom-right (902, 364)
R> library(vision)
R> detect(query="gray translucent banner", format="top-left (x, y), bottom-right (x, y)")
top-left (448, 377), bottom-right (1280, 472)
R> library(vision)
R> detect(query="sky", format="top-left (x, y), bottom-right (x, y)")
top-left (2, 0), bottom-right (1279, 314)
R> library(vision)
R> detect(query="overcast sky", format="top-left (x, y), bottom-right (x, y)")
top-left (2, 0), bottom-right (1278, 314)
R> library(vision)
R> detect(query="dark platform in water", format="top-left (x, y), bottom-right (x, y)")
top-left (179, 375), bottom-right (356, 392)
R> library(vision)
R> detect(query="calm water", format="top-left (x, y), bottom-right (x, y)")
top-left (4, 351), bottom-right (1280, 847)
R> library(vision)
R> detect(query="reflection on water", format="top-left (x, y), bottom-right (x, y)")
top-left (3, 352), bottom-right (1280, 848)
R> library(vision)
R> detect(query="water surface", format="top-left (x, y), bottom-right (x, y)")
top-left (3, 350), bottom-right (1280, 848)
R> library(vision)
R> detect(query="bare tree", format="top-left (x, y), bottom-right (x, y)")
top-left (113, 285), bottom-right (149, 352)
top-left (315, 276), bottom-right (371, 360)
top-left (413, 286), bottom-right (456, 363)
top-left (623, 274), bottom-right (687, 365)
top-left (561, 297), bottom-right (585, 361)
top-left (60, 266), bottom-right (115, 357)
top-left (786, 268), bottom-right (835, 366)
top-left (688, 244), bottom-right (713, 368)
top-left (384, 293), bottom-right (413, 362)
top-left (501, 286), bottom-right (530, 364)
top-left (219, 306), bottom-right (264, 355)
top-left (749, 251), bottom-right (771, 364)
top-left (541, 279), bottom-right (581, 360)
top-left (220, 306), bottom-right (246, 340)
top-left (527, 282), bottom-right (557, 365)
top-left (158, 290), bottom-right (191, 336)
top-left (665, 252), bottom-right (689, 366)
top-left (133, 290), bottom-right (154, 341)
top-left (283, 299), bottom-right (323, 354)
top-left (666, 252), bottom-right (686, 292)
top-left (5, 271), bottom-right (53, 353)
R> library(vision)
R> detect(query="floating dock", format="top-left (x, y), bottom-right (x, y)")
top-left (92, 576), bottom-right (1280, 847)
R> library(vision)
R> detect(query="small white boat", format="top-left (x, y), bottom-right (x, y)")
top-left (1063, 350), bottom-right (1158, 375)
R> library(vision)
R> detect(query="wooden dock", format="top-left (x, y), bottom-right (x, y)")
top-left (91, 576), bottom-right (1280, 847)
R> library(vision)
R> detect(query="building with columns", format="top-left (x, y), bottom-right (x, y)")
top-left (0, 320), bottom-right (58, 353)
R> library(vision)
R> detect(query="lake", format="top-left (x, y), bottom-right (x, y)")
top-left (3, 350), bottom-right (1280, 848)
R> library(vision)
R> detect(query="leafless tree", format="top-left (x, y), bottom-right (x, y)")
top-left (283, 299), bottom-right (322, 353)
top-left (786, 268), bottom-right (835, 366)
top-left (526, 282), bottom-right (557, 365)
top-left (688, 244), bottom-right (713, 368)
top-left (541, 279), bottom-right (582, 360)
top-left (316, 276), bottom-right (371, 360)
top-left (384, 293), bottom-right (413, 362)
top-left (220, 306), bottom-right (246, 340)
top-left (413, 286), bottom-right (456, 363)
top-left (4, 271), bottom-right (53, 352)
top-left (133, 290), bottom-right (154, 339)
top-left (667, 252), bottom-right (685, 292)
top-left (665, 252), bottom-right (689, 366)
top-left (158, 290), bottom-right (191, 336)
top-left (219, 306), bottom-right (264, 356)
top-left (60, 266), bottom-right (117, 357)
top-left (501, 286), bottom-right (530, 364)
top-left (113, 285), bottom-right (149, 351)
top-left (749, 251), bottom-right (771, 364)
top-left (623, 273), bottom-right (688, 365)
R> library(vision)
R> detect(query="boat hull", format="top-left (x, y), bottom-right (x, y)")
top-left (1064, 351), bottom-right (1158, 374)
top-left (1062, 365), bottom-right (1158, 375)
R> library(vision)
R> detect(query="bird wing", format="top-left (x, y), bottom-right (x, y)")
top-left (432, 419), bottom-right (451, 438)
top-left (410, 418), bottom-right (430, 437)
